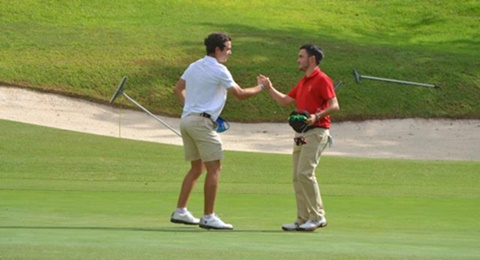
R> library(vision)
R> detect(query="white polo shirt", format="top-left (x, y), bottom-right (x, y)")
top-left (181, 56), bottom-right (236, 120)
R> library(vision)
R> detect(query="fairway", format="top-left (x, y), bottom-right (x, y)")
top-left (1, 120), bottom-right (479, 259)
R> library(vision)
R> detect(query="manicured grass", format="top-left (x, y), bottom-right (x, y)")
top-left (1, 0), bottom-right (479, 121)
top-left (1, 120), bottom-right (479, 259)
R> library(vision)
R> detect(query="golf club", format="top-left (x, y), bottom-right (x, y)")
top-left (110, 76), bottom-right (182, 137)
top-left (353, 69), bottom-right (439, 89)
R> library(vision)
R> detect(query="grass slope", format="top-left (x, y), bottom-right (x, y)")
top-left (0, 119), bottom-right (479, 259)
top-left (0, 0), bottom-right (479, 121)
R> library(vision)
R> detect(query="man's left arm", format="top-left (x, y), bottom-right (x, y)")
top-left (306, 97), bottom-right (340, 124)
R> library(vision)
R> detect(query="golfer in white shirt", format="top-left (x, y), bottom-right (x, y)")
top-left (171, 32), bottom-right (267, 230)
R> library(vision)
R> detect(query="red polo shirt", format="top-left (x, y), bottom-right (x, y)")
top-left (288, 67), bottom-right (335, 129)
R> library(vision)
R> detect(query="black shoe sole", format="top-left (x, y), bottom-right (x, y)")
top-left (170, 218), bottom-right (199, 225)
top-left (281, 223), bottom-right (301, 231)
top-left (199, 224), bottom-right (233, 230)
top-left (281, 227), bottom-right (299, 231)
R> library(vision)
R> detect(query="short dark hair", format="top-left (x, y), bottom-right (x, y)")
top-left (204, 33), bottom-right (232, 54)
top-left (300, 44), bottom-right (324, 65)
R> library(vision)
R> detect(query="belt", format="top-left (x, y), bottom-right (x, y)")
top-left (194, 112), bottom-right (211, 118)
top-left (305, 125), bottom-right (328, 132)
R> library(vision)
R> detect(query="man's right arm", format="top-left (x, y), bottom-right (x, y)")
top-left (264, 79), bottom-right (295, 106)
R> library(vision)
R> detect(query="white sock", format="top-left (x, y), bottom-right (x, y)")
top-left (203, 214), bottom-right (214, 220)
top-left (176, 208), bottom-right (187, 214)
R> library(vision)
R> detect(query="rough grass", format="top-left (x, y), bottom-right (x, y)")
top-left (0, 0), bottom-right (479, 121)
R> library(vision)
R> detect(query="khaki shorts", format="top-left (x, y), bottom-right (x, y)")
top-left (180, 115), bottom-right (224, 162)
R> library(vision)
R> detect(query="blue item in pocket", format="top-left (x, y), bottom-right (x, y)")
top-left (216, 117), bottom-right (230, 133)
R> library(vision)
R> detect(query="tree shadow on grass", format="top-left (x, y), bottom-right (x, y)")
top-left (124, 21), bottom-right (476, 122)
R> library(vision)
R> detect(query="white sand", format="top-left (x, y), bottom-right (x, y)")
top-left (1, 86), bottom-right (479, 161)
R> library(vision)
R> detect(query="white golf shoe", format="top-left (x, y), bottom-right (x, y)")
top-left (170, 210), bottom-right (200, 225)
top-left (298, 218), bottom-right (328, 231)
top-left (281, 222), bottom-right (301, 231)
top-left (199, 215), bottom-right (233, 230)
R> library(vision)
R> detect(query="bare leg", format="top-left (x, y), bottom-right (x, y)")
top-left (203, 160), bottom-right (222, 215)
top-left (176, 159), bottom-right (205, 208)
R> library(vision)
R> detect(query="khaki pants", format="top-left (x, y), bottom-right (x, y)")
top-left (292, 128), bottom-right (330, 223)
top-left (180, 115), bottom-right (224, 162)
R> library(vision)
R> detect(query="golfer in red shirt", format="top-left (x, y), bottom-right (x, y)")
top-left (263, 44), bottom-right (339, 231)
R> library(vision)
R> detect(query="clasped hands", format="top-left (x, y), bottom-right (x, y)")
top-left (257, 74), bottom-right (273, 91)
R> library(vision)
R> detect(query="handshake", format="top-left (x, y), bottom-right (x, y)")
top-left (257, 75), bottom-right (273, 91)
